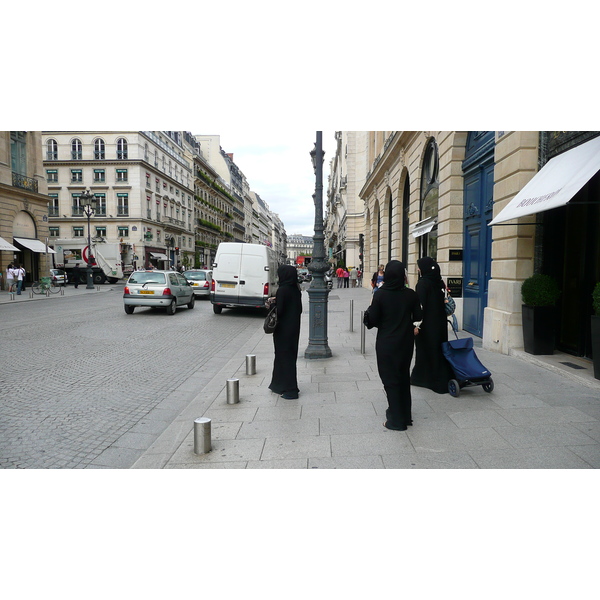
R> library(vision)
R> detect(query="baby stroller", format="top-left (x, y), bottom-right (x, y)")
top-left (442, 320), bottom-right (494, 397)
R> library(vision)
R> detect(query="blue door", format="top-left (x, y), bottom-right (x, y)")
top-left (462, 135), bottom-right (495, 337)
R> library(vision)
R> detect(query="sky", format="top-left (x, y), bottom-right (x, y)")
top-left (215, 129), bottom-right (335, 237)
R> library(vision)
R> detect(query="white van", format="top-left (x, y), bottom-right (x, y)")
top-left (210, 243), bottom-right (280, 314)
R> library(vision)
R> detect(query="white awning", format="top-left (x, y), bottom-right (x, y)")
top-left (150, 252), bottom-right (169, 261)
top-left (410, 216), bottom-right (437, 238)
top-left (14, 237), bottom-right (56, 253)
top-left (489, 135), bottom-right (600, 225)
top-left (0, 236), bottom-right (19, 251)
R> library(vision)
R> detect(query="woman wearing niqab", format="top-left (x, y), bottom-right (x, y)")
top-left (368, 260), bottom-right (423, 430)
top-left (410, 256), bottom-right (453, 394)
top-left (268, 265), bottom-right (302, 399)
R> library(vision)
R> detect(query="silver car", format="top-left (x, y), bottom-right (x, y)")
top-left (183, 269), bottom-right (212, 298)
top-left (123, 270), bottom-right (195, 315)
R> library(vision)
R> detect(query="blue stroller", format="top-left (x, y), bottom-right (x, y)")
top-left (442, 320), bottom-right (494, 397)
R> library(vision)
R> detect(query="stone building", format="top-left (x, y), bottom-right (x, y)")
top-left (0, 131), bottom-right (50, 287)
top-left (332, 131), bottom-right (600, 361)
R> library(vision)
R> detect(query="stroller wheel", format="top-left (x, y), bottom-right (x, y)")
top-left (482, 378), bottom-right (494, 393)
top-left (448, 379), bottom-right (460, 397)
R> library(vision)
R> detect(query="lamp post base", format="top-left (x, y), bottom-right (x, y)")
top-left (304, 284), bottom-right (332, 359)
top-left (86, 266), bottom-right (94, 289)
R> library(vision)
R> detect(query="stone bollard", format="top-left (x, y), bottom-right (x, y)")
top-left (226, 378), bottom-right (240, 404)
top-left (194, 418), bottom-right (212, 454)
top-left (246, 354), bottom-right (256, 375)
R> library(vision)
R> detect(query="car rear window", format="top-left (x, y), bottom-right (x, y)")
top-left (185, 272), bottom-right (206, 281)
top-left (128, 273), bottom-right (166, 285)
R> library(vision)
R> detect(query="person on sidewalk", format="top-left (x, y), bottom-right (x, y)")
top-left (410, 256), bottom-right (454, 394)
top-left (367, 260), bottom-right (422, 431)
top-left (343, 268), bottom-right (350, 288)
top-left (349, 266), bottom-right (358, 287)
top-left (6, 263), bottom-right (15, 292)
top-left (336, 265), bottom-right (344, 288)
top-left (71, 264), bottom-right (81, 289)
top-left (14, 264), bottom-right (25, 295)
top-left (268, 264), bottom-right (302, 400)
top-left (371, 265), bottom-right (385, 292)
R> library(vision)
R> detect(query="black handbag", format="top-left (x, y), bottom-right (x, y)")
top-left (263, 304), bottom-right (278, 334)
top-left (363, 306), bottom-right (374, 329)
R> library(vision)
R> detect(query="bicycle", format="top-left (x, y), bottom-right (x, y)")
top-left (31, 276), bottom-right (60, 295)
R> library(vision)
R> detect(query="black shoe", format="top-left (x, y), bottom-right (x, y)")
top-left (281, 393), bottom-right (299, 399)
top-left (383, 421), bottom-right (407, 431)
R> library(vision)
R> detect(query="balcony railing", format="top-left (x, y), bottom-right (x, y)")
top-left (12, 172), bottom-right (38, 193)
top-left (117, 206), bottom-right (129, 216)
top-left (48, 207), bottom-right (59, 217)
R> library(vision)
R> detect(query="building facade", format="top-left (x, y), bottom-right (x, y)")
top-left (1, 131), bottom-right (50, 287)
top-left (330, 130), bottom-right (600, 361)
top-left (286, 234), bottom-right (314, 264)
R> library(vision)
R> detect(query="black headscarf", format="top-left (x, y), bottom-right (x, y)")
top-left (417, 256), bottom-right (445, 292)
top-left (382, 260), bottom-right (407, 291)
top-left (278, 265), bottom-right (299, 287)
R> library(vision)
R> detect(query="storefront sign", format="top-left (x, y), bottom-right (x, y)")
top-left (449, 249), bottom-right (463, 261)
top-left (447, 277), bottom-right (463, 297)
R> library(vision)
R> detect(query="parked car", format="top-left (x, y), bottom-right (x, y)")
top-left (123, 270), bottom-right (195, 315)
top-left (50, 268), bottom-right (67, 286)
top-left (183, 269), bottom-right (212, 298)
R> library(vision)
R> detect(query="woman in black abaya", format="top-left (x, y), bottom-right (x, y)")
top-left (410, 256), bottom-right (454, 394)
top-left (268, 265), bottom-right (302, 399)
top-left (368, 260), bottom-right (423, 431)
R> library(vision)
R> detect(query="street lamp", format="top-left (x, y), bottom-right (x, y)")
top-left (80, 189), bottom-right (97, 289)
top-left (304, 132), bottom-right (332, 359)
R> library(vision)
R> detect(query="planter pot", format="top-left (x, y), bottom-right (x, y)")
top-left (592, 315), bottom-right (600, 380)
top-left (522, 305), bottom-right (556, 355)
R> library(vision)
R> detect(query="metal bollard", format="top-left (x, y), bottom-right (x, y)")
top-left (9, 293), bottom-right (15, 301)
top-left (96, 285), bottom-right (100, 291)
top-left (29, 291), bottom-right (34, 298)
top-left (349, 299), bottom-right (354, 332)
top-left (360, 310), bottom-right (366, 354)
top-left (246, 354), bottom-right (256, 375)
top-left (226, 378), bottom-right (240, 404)
top-left (60, 287), bottom-right (65, 296)
top-left (194, 417), bottom-right (212, 454)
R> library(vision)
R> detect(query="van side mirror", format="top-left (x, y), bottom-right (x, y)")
top-left (212, 263), bottom-right (217, 268)
top-left (264, 266), bottom-right (269, 271)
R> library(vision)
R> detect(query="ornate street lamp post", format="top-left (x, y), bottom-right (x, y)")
top-left (80, 189), bottom-right (97, 289)
top-left (304, 132), bottom-right (332, 359)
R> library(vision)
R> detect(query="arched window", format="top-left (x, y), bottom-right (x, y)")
top-left (419, 139), bottom-right (439, 259)
top-left (71, 138), bottom-right (82, 160)
top-left (94, 138), bottom-right (105, 160)
top-left (46, 138), bottom-right (58, 160)
top-left (117, 138), bottom-right (128, 159)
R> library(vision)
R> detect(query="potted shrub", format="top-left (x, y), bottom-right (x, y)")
top-left (521, 274), bottom-right (560, 355)
top-left (592, 283), bottom-right (600, 380)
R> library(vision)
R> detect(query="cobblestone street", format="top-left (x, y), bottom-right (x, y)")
top-left (0, 285), bottom-right (263, 468)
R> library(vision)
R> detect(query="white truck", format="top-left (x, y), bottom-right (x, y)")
top-left (53, 239), bottom-right (133, 284)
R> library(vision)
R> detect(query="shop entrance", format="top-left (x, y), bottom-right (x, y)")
top-left (543, 171), bottom-right (600, 358)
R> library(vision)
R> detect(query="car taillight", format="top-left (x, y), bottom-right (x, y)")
top-left (124, 286), bottom-right (130, 294)
top-left (163, 288), bottom-right (172, 296)
top-left (211, 279), bottom-right (216, 292)
top-left (263, 283), bottom-right (269, 296)
top-left (204, 281), bottom-right (209, 288)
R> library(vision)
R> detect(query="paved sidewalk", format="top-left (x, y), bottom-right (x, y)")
top-left (132, 286), bottom-right (600, 469)
top-left (0, 284), bottom-right (115, 304)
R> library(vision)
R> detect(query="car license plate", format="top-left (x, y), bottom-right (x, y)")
top-left (139, 290), bottom-right (154, 294)
top-left (221, 283), bottom-right (236, 288)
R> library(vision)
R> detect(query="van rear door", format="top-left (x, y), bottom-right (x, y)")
top-left (214, 247), bottom-right (242, 304)
top-left (239, 245), bottom-right (269, 306)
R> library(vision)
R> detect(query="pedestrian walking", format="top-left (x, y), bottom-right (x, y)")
top-left (336, 265), bottom-right (344, 288)
top-left (6, 263), bottom-right (14, 292)
top-left (349, 266), bottom-right (358, 288)
top-left (72, 264), bottom-right (81, 289)
top-left (367, 260), bottom-right (423, 431)
top-left (343, 268), bottom-right (350, 288)
top-left (268, 265), bottom-right (302, 400)
top-left (410, 256), bottom-right (454, 394)
top-left (14, 264), bottom-right (25, 295)
top-left (371, 265), bottom-right (385, 292)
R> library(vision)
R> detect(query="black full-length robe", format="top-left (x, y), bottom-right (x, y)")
top-left (410, 260), bottom-right (454, 394)
top-left (369, 261), bottom-right (423, 428)
top-left (268, 266), bottom-right (302, 396)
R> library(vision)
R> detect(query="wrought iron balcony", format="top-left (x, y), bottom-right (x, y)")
top-left (12, 172), bottom-right (38, 193)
